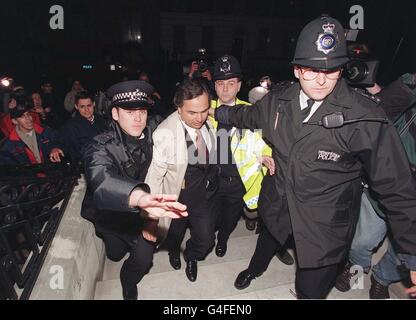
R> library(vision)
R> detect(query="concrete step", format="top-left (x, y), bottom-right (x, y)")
top-left (95, 256), bottom-right (296, 300)
top-left (102, 219), bottom-right (257, 281)
top-left (217, 272), bottom-right (403, 300)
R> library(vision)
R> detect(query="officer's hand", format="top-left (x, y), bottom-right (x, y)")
top-left (208, 107), bottom-right (215, 118)
top-left (142, 219), bottom-right (158, 242)
top-left (130, 191), bottom-right (188, 219)
top-left (258, 156), bottom-right (276, 175)
top-left (405, 270), bottom-right (416, 298)
top-left (49, 148), bottom-right (64, 163)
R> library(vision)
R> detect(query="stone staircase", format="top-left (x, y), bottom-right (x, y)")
top-left (94, 219), bottom-right (409, 300)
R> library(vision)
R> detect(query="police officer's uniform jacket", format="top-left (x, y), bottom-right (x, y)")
top-left (215, 79), bottom-right (416, 268)
top-left (83, 121), bottom-right (153, 236)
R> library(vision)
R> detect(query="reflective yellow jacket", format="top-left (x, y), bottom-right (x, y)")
top-left (209, 98), bottom-right (272, 209)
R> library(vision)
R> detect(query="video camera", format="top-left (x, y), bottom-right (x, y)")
top-left (345, 47), bottom-right (379, 87)
top-left (344, 30), bottom-right (379, 87)
top-left (196, 48), bottom-right (209, 73)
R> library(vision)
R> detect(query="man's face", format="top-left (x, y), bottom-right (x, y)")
top-left (75, 98), bottom-right (95, 120)
top-left (31, 93), bottom-right (42, 108)
top-left (112, 107), bottom-right (148, 137)
top-left (12, 112), bottom-right (34, 133)
top-left (73, 81), bottom-right (82, 92)
top-left (178, 92), bottom-right (210, 129)
top-left (294, 66), bottom-right (341, 101)
top-left (215, 78), bottom-right (241, 105)
top-left (41, 83), bottom-right (53, 94)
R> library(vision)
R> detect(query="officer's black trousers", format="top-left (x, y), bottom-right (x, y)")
top-left (100, 231), bottom-right (155, 292)
top-left (247, 225), bottom-right (338, 299)
top-left (295, 264), bottom-right (339, 299)
top-left (166, 205), bottom-right (215, 262)
top-left (213, 176), bottom-right (245, 245)
top-left (246, 224), bottom-right (285, 275)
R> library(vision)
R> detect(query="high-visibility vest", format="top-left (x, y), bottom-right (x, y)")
top-left (209, 98), bottom-right (272, 209)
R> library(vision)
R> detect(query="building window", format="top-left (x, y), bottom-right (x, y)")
top-left (201, 26), bottom-right (214, 53)
top-left (173, 25), bottom-right (186, 54)
top-left (257, 28), bottom-right (270, 53)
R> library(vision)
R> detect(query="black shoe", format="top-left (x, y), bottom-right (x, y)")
top-left (369, 274), bottom-right (390, 299)
top-left (245, 219), bottom-right (257, 231)
top-left (275, 248), bottom-right (294, 265)
top-left (215, 243), bottom-right (227, 257)
top-left (234, 269), bottom-right (262, 290)
top-left (122, 286), bottom-right (138, 300)
top-left (168, 252), bottom-right (181, 270)
top-left (335, 262), bottom-right (355, 292)
top-left (185, 260), bottom-right (197, 282)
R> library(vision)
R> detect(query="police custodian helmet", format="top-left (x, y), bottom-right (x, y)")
top-left (107, 80), bottom-right (154, 109)
top-left (292, 14), bottom-right (349, 71)
top-left (213, 54), bottom-right (243, 81)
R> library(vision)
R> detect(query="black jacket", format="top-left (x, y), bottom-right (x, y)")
top-left (82, 121), bottom-right (153, 235)
top-left (216, 79), bottom-right (416, 268)
top-left (61, 113), bottom-right (108, 164)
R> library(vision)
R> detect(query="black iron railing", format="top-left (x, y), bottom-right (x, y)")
top-left (0, 163), bottom-right (79, 300)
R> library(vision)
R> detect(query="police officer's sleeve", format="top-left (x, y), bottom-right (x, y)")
top-left (353, 120), bottom-right (416, 269)
top-left (83, 141), bottom-right (150, 213)
top-left (215, 94), bottom-right (270, 131)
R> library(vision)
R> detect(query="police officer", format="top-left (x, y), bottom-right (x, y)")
top-left (83, 80), bottom-right (187, 300)
top-left (210, 55), bottom-right (279, 260)
top-left (212, 15), bottom-right (416, 298)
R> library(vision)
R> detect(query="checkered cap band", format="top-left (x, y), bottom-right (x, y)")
top-left (112, 89), bottom-right (148, 104)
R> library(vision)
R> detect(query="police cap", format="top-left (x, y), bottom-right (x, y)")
top-left (213, 54), bottom-right (243, 81)
top-left (107, 80), bottom-right (154, 109)
top-left (292, 14), bottom-right (349, 71)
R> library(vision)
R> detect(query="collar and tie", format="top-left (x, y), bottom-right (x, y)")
top-left (301, 98), bottom-right (315, 121)
top-left (195, 129), bottom-right (209, 164)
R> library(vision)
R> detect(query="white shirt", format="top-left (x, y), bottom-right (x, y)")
top-left (299, 90), bottom-right (324, 123)
top-left (179, 116), bottom-right (213, 152)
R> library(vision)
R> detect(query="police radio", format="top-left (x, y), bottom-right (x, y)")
top-left (308, 112), bottom-right (388, 129)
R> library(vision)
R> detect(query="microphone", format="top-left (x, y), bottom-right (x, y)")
top-left (308, 112), bottom-right (388, 129)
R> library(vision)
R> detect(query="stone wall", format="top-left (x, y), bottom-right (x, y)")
top-left (30, 175), bottom-right (105, 300)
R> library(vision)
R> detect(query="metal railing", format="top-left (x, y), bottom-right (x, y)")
top-left (0, 163), bottom-right (79, 300)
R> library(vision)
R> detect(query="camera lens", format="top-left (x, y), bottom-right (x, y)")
top-left (346, 60), bottom-right (368, 83)
top-left (198, 60), bottom-right (208, 73)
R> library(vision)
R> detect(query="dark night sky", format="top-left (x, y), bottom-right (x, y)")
top-left (0, 0), bottom-right (415, 93)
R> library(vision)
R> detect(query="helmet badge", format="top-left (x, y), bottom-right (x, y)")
top-left (315, 23), bottom-right (338, 54)
top-left (219, 56), bottom-right (231, 73)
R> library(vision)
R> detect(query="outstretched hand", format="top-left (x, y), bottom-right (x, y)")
top-left (131, 191), bottom-right (188, 219)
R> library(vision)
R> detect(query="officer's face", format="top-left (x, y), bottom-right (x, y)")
top-left (12, 112), bottom-right (34, 133)
top-left (112, 107), bottom-right (148, 137)
top-left (178, 92), bottom-right (210, 129)
top-left (75, 98), bottom-right (95, 121)
top-left (215, 78), bottom-right (242, 105)
top-left (294, 66), bottom-right (340, 101)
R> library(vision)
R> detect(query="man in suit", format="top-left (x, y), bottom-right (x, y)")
top-left (146, 79), bottom-right (217, 282)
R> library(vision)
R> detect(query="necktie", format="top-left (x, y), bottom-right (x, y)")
top-left (195, 129), bottom-right (208, 164)
top-left (301, 99), bottom-right (315, 121)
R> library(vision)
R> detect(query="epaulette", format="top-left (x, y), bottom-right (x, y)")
top-left (353, 87), bottom-right (381, 104)
top-left (94, 132), bottom-right (114, 145)
top-left (270, 80), bottom-right (295, 96)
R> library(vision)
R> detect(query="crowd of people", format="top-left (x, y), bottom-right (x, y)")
top-left (0, 14), bottom-right (415, 300)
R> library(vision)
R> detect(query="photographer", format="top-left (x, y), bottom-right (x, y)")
top-left (186, 49), bottom-right (216, 98)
